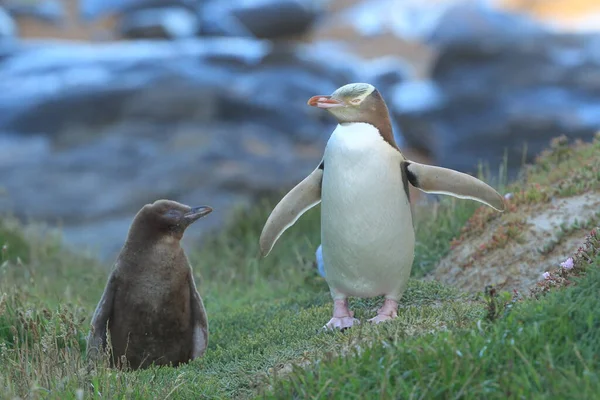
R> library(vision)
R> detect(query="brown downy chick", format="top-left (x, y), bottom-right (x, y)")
top-left (87, 199), bottom-right (212, 370)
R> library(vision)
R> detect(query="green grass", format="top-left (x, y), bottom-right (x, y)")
top-left (0, 195), bottom-right (481, 399)
top-left (266, 247), bottom-right (600, 399)
top-left (0, 136), bottom-right (598, 399)
top-left (0, 195), bottom-right (482, 399)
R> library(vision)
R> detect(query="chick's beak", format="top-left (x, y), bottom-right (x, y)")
top-left (184, 206), bottom-right (213, 223)
top-left (307, 95), bottom-right (345, 109)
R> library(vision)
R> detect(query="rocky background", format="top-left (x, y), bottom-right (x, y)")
top-left (1, 0), bottom-right (600, 261)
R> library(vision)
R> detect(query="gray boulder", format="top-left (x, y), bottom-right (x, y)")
top-left (0, 38), bottom-right (358, 260)
top-left (118, 6), bottom-right (201, 39)
top-left (79, 0), bottom-right (201, 21)
top-left (392, 5), bottom-right (600, 179)
top-left (426, 2), bottom-right (546, 47)
top-left (361, 55), bottom-right (412, 101)
top-left (391, 80), bottom-right (443, 157)
top-left (200, 0), bottom-right (325, 39)
top-left (3, 0), bottom-right (65, 24)
top-left (0, 7), bottom-right (17, 39)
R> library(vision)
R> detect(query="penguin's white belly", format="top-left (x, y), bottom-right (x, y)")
top-left (321, 123), bottom-right (415, 300)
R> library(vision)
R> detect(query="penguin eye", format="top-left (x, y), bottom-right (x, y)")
top-left (163, 209), bottom-right (182, 220)
top-left (350, 98), bottom-right (361, 105)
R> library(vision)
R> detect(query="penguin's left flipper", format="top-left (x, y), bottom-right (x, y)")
top-left (259, 161), bottom-right (324, 257)
top-left (403, 161), bottom-right (506, 212)
top-left (188, 270), bottom-right (209, 359)
top-left (86, 271), bottom-right (118, 362)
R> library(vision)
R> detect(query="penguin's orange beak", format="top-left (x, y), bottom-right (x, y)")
top-left (307, 95), bottom-right (345, 109)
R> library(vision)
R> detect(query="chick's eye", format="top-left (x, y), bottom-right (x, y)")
top-left (164, 209), bottom-right (181, 219)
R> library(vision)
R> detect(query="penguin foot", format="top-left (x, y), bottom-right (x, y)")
top-left (368, 298), bottom-right (398, 324)
top-left (324, 298), bottom-right (359, 330)
top-left (367, 314), bottom-right (395, 324)
top-left (324, 316), bottom-right (360, 331)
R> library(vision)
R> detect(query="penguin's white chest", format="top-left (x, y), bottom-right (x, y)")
top-left (321, 123), bottom-right (415, 299)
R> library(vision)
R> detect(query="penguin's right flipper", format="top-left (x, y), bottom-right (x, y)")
top-left (188, 271), bottom-right (209, 359)
top-left (87, 271), bottom-right (118, 363)
top-left (259, 161), bottom-right (324, 257)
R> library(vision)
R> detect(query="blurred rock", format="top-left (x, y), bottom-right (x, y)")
top-left (3, 0), bottom-right (64, 23)
top-left (200, 0), bottom-right (324, 39)
top-left (118, 6), bottom-right (200, 39)
top-left (0, 7), bottom-right (17, 39)
top-left (0, 134), bottom-right (50, 165)
top-left (306, 0), bottom-right (434, 79)
top-left (361, 55), bottom-right (412, 99)
top-left (336, 0), bottom-right (461, 41)
top-left (426, 1), bottom-right (546, 47)
top-left (80, 0), bottom-right (201, 21)
top-left (0, 39), bottom-right (356, 140)
top-left (0, 38), bottom-right (357, 260)
top-left (391, 80), bottom-right (443, 156)
top-left (394, 4), bottom-right (600, 179)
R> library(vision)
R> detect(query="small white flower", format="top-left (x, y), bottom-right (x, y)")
top-left (542, 271), bottom-right (551, 280)
top-left (504, 193), bottom-right (514, 200)
top-left (560, 257), bottom-right (574, 270)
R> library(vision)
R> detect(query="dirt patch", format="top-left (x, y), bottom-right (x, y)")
top-left (427, 191), bottom-right (600, 294)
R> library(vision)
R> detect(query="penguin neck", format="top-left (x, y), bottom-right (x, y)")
top-left (368, 116), bottom-right (397, 150)
top-left (122, 229), bottom-right (185, 263)
top-left (125, 233), bottom-right (181, 247)
top-left (335, 108), bottom-right (398, 151)
top-left (120, 239), bottom-right (188, 279)
top-left (327, 122), bottom-right (401, 160)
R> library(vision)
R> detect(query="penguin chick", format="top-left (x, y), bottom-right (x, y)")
top-left (86, 199), bottom-right (212, 370)
top-left (259, 83), bottom-right (505, 330)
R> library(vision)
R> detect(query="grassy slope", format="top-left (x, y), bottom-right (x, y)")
top-left (0, 194), bottom-right (479, 399)
top-left (266, 233), bottom-right (600, 399)
top-left (264, 136), bottom-right (600, 399)
top-left (0, 137), bottom-right (598, 399)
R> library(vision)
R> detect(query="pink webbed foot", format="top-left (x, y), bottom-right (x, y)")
top-left (367, 298), bottom-right (398, 324)
top-left (323, 299), bottom-right (360, 331)
top-left (324, 316), bottom-right (360, 330)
